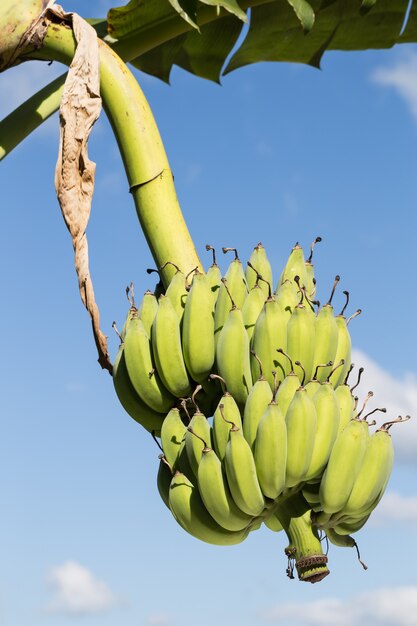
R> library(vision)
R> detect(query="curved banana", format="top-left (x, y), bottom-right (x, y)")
top-left (250, 297), bottom-right (288, 388)
top-left (168, 472), bottom-right (249, 545)
top-left (185, 410), bottom-right (212, 477)
top-left (275, 370), bottom-right (301, 417)
top-left (164, 265), bottom-right (188, 321)
top-left (212, 392), bottom-right (242, 461)
top-left (138, 290), bottom-right (159, 337)
top-left (205, 245), bottom-right (222, 305)
top-left (123, 308), bottom-right (175, 412)
top-left (182, 271), bottom-right (215, 383)
top-left (277, 243), bottom-right (308, 291)
top-left (335, 382), bottom-right (355, 433)
top-left (313, 299), bottom-right (339, 383)
top-left (275, 279), bottom-right (299, 320)
top-left (160, 407), bottom-right (187, 470)
top-left (254, 401), bottom-right (287, 499)
top-left (242, 283), bottom-right (267, 340)
top-left (214, 249), bottom-right (248, 342)
top-left (319, 417), bottom-right (369, 514)
top-left (287, 300), bottom-right (316, 384)
top-left (242, 375), bottom-right (273, 450)
top-left (151, 294), bottom-right (192, 397)
top-left (328, 310), bottom-right (353, 389)
top-left (112, 342), bottom-right (165, 435)
top-left (245, 242), bottom-right (273, 299)
top-left (224, 426), bottom-right (265, 516)
top-left (304, 382), bottom-right (340, 482)
top-left (197, 446), bottom-right (253, 531)
top-left (157, 456), bottom-right (173, 509)
top-left (216, 306), bottom-right (252, 410)
top-left (285, 387), bottom-right (317, 489)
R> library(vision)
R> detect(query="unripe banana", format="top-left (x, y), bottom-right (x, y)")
top-left (160, 407), bottom-right (187, 470)
top-left (157, 456), bottom-right (173, 509)
top-left (335, 382), bottom-right (355, 433)
top-left (274, 280), bottom-right (299, 320)
top-left (278, 243), bottom-right (308, 290)
top-left (168, 472), bottom-right (249, 545)
top-left (216, 306), bottom-right (252, 410)
top-left (328, 314), bottom-right (352, 389)
top-left (212, 393), bottom-right (242, 461)
top-left (241, 283), bottom-right (267, 340)
top-left (254, 401), bottom-right (287, 499)
top-left (164, 265), bottom-right (188, 321)
top-left (242, 375), bottom-right (273, 450)
top-left (304, 236), bottom-right (321, 298)
top-left (326, 527), bottom-right (358, 549)
top-left (138, 290), bottom-right (159, 337)
top-left (313, 301), bottom-right (339, 382)
top-left (287, 301), bottom-right (316, 384)
top-left (112, 342), bottom-right (165, 435)
top-left (197, 446), bottom-right (253, 531)
top-left (224, 426), bottom-right (265, 516)
top-left (182, 271), bottom-right (216, 383)
top-left (304, 382), bottom-right (340, 482)
top-left (285, 388), bottom-right (317, 488)
top-left (275, 370), bottom-right (301, 416)
top-left (250, 297), bottom-right (288, 388)
top-left (185, 410), bottom-right (212, 477)
top-left (205, 245), bottom-right (222, 305)
top-left (245, 242), bottom-right (273, 299)
top-left (123, 309), bottom-right (175, 413)
top-left (214, 249), bottom-right (248, 342)
top-left (263, 512), bottom-right (283, 532)
top-left (342, 426), bottom-right (394, 517)
top-left (151, 294), bottom-right (192, 398)
top-left (319, 417), bottom-right (370, 514)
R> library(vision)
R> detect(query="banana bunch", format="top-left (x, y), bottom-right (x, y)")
top-left (111, 240), bottom-right (409, 582)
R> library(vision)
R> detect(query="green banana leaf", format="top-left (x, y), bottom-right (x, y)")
top-left (104, 0), bottom-right (416, 83)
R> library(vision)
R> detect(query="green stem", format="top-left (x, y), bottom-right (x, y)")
top-left (31, 21), bottom-right (202, 285)
top-left (275, 495), bottom-right (330, 583)
top-left (0, 73), bottom-right (65, 160)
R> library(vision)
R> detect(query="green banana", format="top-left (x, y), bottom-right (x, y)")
top-left (205, 245), bottom-right (222, 305)
top-left (214, 248), bottom-right (248, 342)
top-left (151, 294), bottom-right (192, 398)
top-left (250, 296), bottom-right (288, 388)
top-left (168, 472), bottom-right (249, 545)
top-left (216, 304), bottom-right (252, 410)
top-left (335, 381), bottom-right (356, 433)
top-left (123, 308), bottom-right (175, 413)
top-left (285, 387), bottom-right (317, 489)
top-left (328, 292), bottom-right (360, 389)
top-left (137, 290), bottom-right (159, 337)
top-left (275, 280), bottom-right (299, 320)
top-left (245, 242), bottom-right (273, 299)
top-left (263, 512), bottom-right (284, 532)
top-left (185, 410), bottom-right (212, 477)
top-left (304, 236), bottom-right (321, 298)
top-left (341, 421), bottom-right (395, 517)
top-left (182, 271), bottom-right (216, 383)
top-left (286, 295), bottom-right (316, 384)
top-left (241, 283), bottom-right (267, 340)
top-left (278, 243), bottom-right (308, 290)
top-left (275, 369), bottom-right (301, 417)
top-left (312, 276), bottom-right (340, 382)
top-left (160, 407), bottom-right (187, 470)
top-left (164, 263), bottom-right (189, 321)
top-left (157, 456), bottom-right (173, 509)
top-left (224, 425), bottom-right (265, 516)
top-left (304, 382), bottom-right (340, 482)
top-left (319, 417), bottom-right (370, 514)
top-left (197, 446), bottom-right (253, 531)
top-left (242, 373), bottom-right (273, 450)
top-left (254, 401), bottom-right (287, 499)
top-left (112, 341), bottom-right (165, 435)
top-left (212, 391), bottom-right (242, 460)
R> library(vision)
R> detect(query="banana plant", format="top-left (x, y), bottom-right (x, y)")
top-left (0, 0), bottom-right (416, 368)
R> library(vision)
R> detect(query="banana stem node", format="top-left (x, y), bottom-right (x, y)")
top-left (350, 366), bottom-right (364, 391)
top-left (295, 360), bottom-right (306, 387)
top-left (347, 309), bottom-right (362, 325)
top-left (340, 291), bottom-right (350, 317)
top-left (205, 244), bottom-right (218, 266)
top-left (222, 247), bottom-right (239, 261)
top-left (307, 236), bottom-right (322, 263)
top-left (277, 348), bottom-right (295, 374)
top-left (112, 321), bottom-right (123, 343)
top-left (326, 275), bottom-right (340, 306)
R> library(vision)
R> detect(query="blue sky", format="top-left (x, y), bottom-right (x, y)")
top-left (1, 2), bottom-right (417, 625)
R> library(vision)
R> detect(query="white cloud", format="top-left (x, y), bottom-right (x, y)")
top-left (45, 560), bottom-right (121, 616)
top-left (370, 491), bottom-right (417, 526)
top-left (372, 52), bottom-right (417, 123)
top-left (262, 585), bottom-right (417, 625)
top-left (351, 349), bottom-right (417, 463)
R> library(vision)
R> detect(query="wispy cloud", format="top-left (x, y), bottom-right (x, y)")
top-left (370, 491), bottom-right (417, 526)
top-left (45, 560), bottom-right (122, 616)
top-left (372, 52), bottom-right (417, 123)
top-left (262, 585), bottom-right (417, 625)
top-left (351, 349), bottom-right (417, 463)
